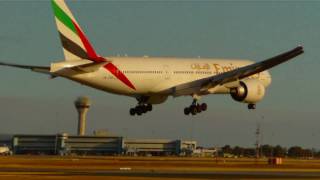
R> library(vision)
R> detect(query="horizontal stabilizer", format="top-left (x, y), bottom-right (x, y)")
top-left (0, 61), bottom-right (51, 75)
top-left (70, 62), bottom-right (108, 73)
top-left (50, 61), bottom-right (107, 77)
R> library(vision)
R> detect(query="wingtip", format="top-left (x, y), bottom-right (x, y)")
top-left (298, 45), bottom-right (304, 54)
top-left (297, 45), bottom-right (304, 50)
top-left (293, 45), bottom-right (304, 54)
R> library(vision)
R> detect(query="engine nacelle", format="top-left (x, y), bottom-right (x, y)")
top-left (146, 95), bottom-right (168, 104)
top-left (230, 79), bottom-right (265, 104)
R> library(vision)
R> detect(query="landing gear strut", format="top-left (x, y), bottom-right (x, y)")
top-left (184, 99), bottom-right (207, 116)
top-left (130, 104), bottom-right (153, 116)
top-left (248, 103), bottom-right (256, 110)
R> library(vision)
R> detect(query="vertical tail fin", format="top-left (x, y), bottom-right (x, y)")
top-left (51, 0), bottom-right (135, 90)
top-left (51, 0), bottom-right (102, 62)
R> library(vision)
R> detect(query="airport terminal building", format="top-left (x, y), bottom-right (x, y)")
top-left (1, 134), bottom-right (197, 156)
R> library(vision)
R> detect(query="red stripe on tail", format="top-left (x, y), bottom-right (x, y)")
top-left (72, 20), bottom-right (105, 62)
top-left (71, 20), bottom-right (136, 90)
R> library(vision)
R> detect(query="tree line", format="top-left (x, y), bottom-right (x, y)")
top-left (220, 145), bottom-right (319, 158)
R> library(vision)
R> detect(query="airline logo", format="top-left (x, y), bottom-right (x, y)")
top-left (51, 0), bottom-right (135, 90)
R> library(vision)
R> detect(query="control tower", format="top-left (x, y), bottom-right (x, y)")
top-left (74, 96), bottom-right (91, 136)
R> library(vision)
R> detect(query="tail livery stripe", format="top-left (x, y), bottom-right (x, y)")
top-left (51, 0), bottom-right (77, 34)
top-left (52, 0), bottom-right (136, 90)
top-left (58, 32), bottom-right (88, 59)
top-left (72, 21), bottom-right (102, 61)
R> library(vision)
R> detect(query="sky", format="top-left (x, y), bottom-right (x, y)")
top-left (0, 1), bottom-right (319, 148)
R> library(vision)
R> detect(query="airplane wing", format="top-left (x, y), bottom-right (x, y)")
top-left (169, 46), bottom-right (304, 96)
top-left (0, 61), bottom-right (51, 75)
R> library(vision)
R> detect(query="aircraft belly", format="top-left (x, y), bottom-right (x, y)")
top-left (65, 71), bottom-right (131, 96)
top-left (67, 70), bottom-right (166, 96)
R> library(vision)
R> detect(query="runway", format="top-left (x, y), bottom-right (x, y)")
top-left (1, 156), bottom-right (320, 179)
top-left (2, 169), bottom-right (320, 179)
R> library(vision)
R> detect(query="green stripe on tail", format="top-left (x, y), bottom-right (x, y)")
top-left (51, 0), bottom-right (77, 35)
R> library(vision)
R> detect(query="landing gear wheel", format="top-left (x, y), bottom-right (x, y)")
top-left (200, 103), bottom-right (207, 111)
top-left (196, 104), bottom-right (202, 113)
top-left (190, 105), bottom-right (197, 115)
top-left (129, 108), bottom-right (136, 116)
top-left (146, 104), bottom-right (152, 111)
top-left (184, 107), bottom-right (190, 115)
top-left (136, 110), bottom-right (142, 116)
top-left (141, 105), bottom-right (148, 113)
top-left (183, 100), bottom-right (208, 115)
top-left (130, 103), bottom-right (153, 116)
top-left (135, 106), bottom-right (143, 115)
top-left (248, 104), bottom-right (256, 110)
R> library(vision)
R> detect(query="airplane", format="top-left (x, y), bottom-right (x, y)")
top-left (0, 0), bottom-right (304, 116)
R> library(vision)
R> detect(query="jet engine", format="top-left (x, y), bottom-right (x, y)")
top-left (230, 79), bottom-right (265, 104)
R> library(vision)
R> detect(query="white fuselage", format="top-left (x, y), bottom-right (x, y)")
top-left (51, 57), bottom-right (272, 98)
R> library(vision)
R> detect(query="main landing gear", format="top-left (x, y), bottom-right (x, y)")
top-left (130, 104), bottom-right (153, 116)
top-left (184, 99), bottom-right (207, 116)
top-left (248, 103), bottom-right (256, 110)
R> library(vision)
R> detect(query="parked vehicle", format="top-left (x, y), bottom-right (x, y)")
top-left (0, 146), bottom-right (12, 155)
